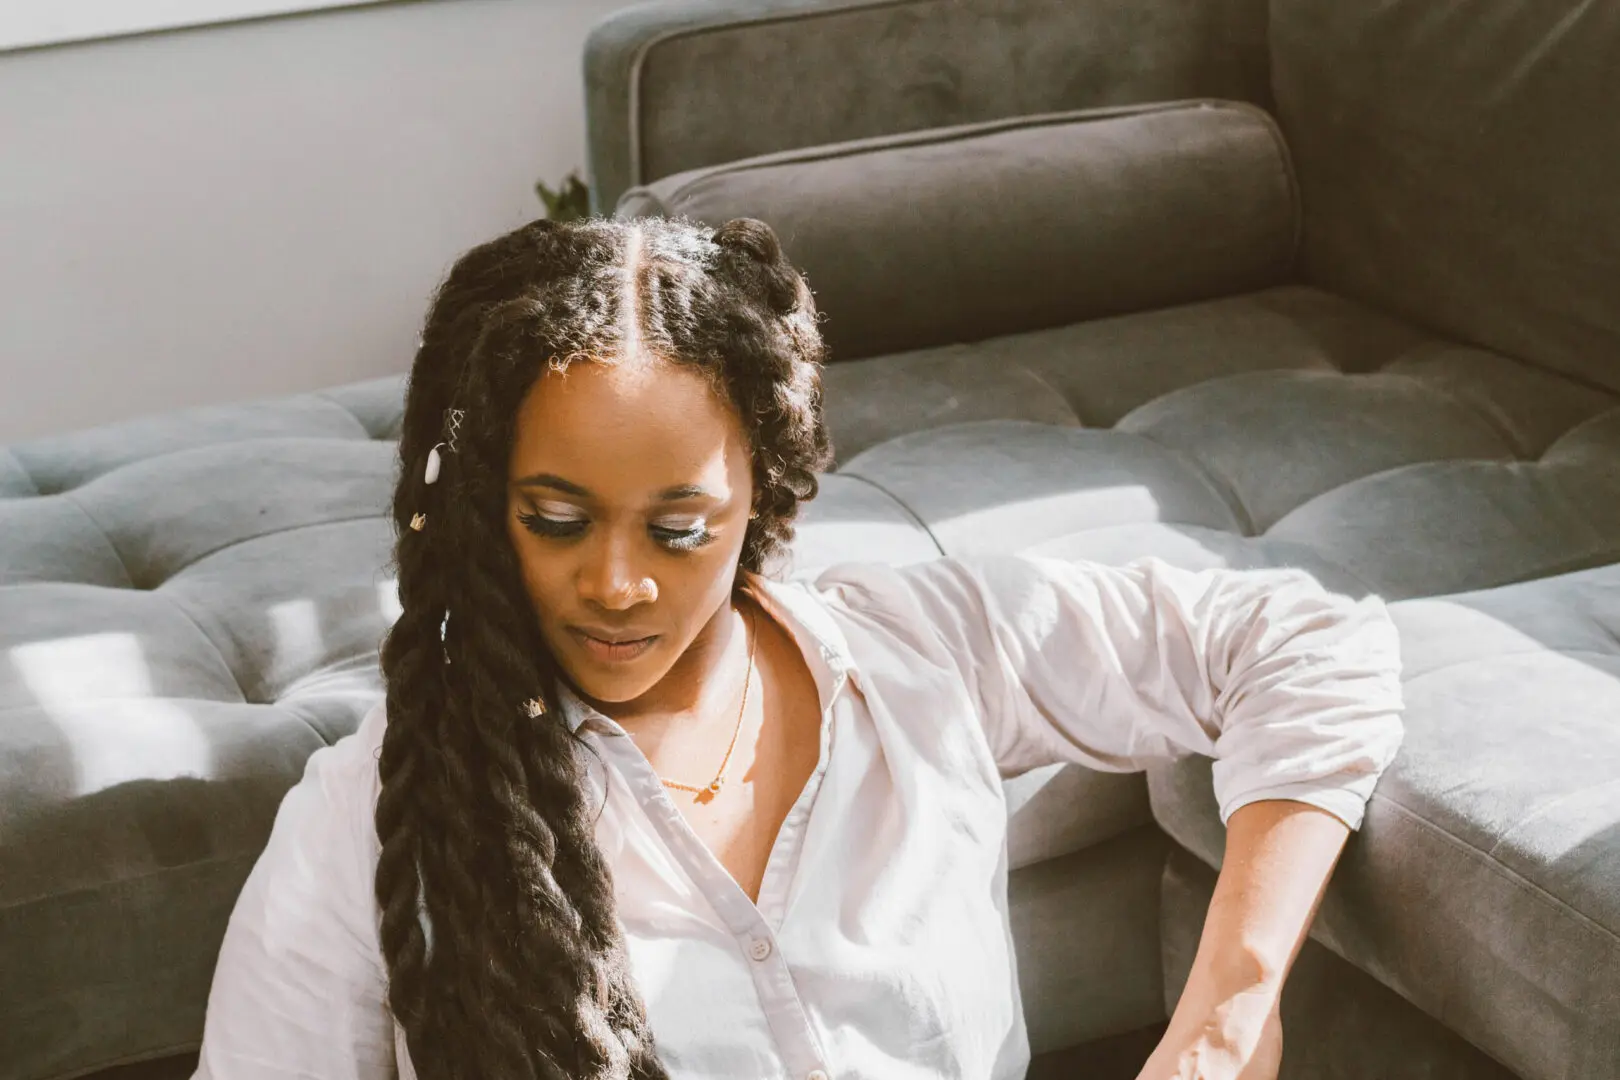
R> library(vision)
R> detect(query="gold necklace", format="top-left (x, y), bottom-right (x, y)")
top-left (660, 605), bottom-right (757, 798)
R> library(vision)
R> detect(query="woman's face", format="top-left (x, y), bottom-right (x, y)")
top-left (505, 358), bottom-right (755, 706)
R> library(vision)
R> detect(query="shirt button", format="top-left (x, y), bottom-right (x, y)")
top-left (748, 937), bottom-right (772, 962)
top-left (806, 1072), bottom-right (830, 1080)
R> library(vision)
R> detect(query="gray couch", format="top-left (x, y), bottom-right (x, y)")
top-left (2, 1), bottom-right (1617, 1079)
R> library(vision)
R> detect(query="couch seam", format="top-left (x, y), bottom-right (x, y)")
top-left (1109, 427), bottom-right (1259, 538)
top-left (1240, 100), bottom-right (1304, 274)
top-left (651, 99), bottom-right (1256, 205)
top-left (1486, 777), bottom-right (1620, 861)
top-left (150, 590), bottom-right (252, 705)
top-left (40, 1042), bottom-right (201, 1080)
top-left (46, 491), bottom-right (137, 589)
top-left (1368, 789), bottom-right (1620, 947)
top-left (0, 692), bottom-right (295, 721)
top-left (1, 446), bottom-right (42, 497)
top-left (154, 512), bottom-right (389, 588)
top-left (0, 850), bottom-right (260, 914)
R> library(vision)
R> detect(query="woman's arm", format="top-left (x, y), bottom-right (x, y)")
top-left (820, 554), bottom-right (1405, 1077)
top-left (1137, 799), bottom-right (1350, 1079)
top-left (821, 553), bottom-right (1406, 828)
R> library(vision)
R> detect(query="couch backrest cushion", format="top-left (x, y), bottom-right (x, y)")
top-left (585, 0), bottom-right (1271, 211)
top-left (1272, 0), bottom-right (1620, 393)
top-left (619, 101), bottom-right (1299, 363)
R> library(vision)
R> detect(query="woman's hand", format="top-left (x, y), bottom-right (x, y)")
top-left (1133, 984), bottom-right (1283, 1080)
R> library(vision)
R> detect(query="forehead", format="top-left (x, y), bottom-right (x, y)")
top-left (508, 359), bottom-right (750, 495)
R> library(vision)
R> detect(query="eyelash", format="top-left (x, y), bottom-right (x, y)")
top-left (516, 511), bottom-right (718, 553)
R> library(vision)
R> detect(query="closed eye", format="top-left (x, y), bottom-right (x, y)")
top-left (517, 510), bottom-right (586, 539)
top-left (650, 521), bottom-right (718, 552)
top-left (517, 510), bottom-right (718, 553)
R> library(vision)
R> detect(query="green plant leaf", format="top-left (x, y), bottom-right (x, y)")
top-left (536, 169), bottom-right (592, 222)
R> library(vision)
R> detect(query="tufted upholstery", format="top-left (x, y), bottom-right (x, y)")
top-left (0, 380), bottom-right (405, 1079)
top-left (6, 273), bottom-right (1620, 1076)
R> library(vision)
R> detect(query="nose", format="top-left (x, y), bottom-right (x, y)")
top-left (578, 530), bottom-right (658, 612)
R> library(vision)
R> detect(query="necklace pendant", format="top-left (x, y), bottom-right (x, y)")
top-left (708, 778), bottom-right (724, 794)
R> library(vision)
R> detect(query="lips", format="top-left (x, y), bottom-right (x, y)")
top-left (569, 626), bottom-right (659, 664)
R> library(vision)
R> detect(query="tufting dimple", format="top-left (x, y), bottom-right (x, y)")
top-left (0, 496), bottom-right (133, 588)
top-left (1382, 343), bottom-right (1619, 458)
top-left (158, 516), bottom-right (397, 709)
top-left (66, 438), bottom-right (395, 590)
top-left (0, 447), bottom-right (39, 498)
top-left (316, 375), bottom-right (409, 442)
top-left (1544, 406), bottom-right (1620, 464)
top-left (1268, 457), bottom-right (1620, 599)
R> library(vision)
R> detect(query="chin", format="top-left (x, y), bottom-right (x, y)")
top-left (568, 669), bottom-right (657, 706)
top-left (551, 633), bottom-right (671, 706)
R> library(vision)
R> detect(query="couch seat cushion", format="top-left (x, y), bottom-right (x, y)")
top-left (0, 379), bottom-right (403, 1080)
top-left (792, 282), bottom-right (1619, 880)
top-left (1149, 564), bottom-right (1620, 1080)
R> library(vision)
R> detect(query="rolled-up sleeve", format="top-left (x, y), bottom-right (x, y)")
top-left (193, 707), bottom-right (396, 1080)
top-left (827, 555), bottom-right (1404, 830)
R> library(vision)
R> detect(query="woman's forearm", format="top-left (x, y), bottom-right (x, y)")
top-left (1178, 798), bottom-right (1350, 1004)
top-left (1136, 800), bottom-right (1352, 1077)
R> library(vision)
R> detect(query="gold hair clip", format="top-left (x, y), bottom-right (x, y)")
top-left (409, 513), bottom-right (427, 531)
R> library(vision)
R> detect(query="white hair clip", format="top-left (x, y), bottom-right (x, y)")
top-left (423, 408), bottom-right (466, 486)
top-left (523, 697), bottom-right (547, 719)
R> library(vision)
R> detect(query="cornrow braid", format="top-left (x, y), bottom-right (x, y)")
top-left (375, 215), bottom-right (831, 1079)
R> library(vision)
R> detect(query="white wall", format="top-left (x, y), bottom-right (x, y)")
top-left (1, 1), bottom-right (388, 52)
top-left (0, 0), bottom-right (631, 442)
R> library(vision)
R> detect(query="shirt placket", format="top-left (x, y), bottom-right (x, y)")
top-left (589, 674), bottom-right (844, 1080)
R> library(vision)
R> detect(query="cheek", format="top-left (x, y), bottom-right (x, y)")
top-left (505, 525), bottom-right (563, 617)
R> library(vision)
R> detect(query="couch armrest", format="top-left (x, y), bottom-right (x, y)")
top-left (583, 0), bottom-right (1271, 212)
top-left (618, 101), bottom-right (1299, 363)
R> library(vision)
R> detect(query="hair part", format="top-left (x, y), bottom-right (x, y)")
top-left (374, 216), bottom-right (831, 1079)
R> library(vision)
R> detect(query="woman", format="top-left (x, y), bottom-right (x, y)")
top-left (194, 216), bottom-right (1403, 1080)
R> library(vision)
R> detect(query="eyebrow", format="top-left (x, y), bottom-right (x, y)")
top-left (513, 473), bottom-right (717, 503)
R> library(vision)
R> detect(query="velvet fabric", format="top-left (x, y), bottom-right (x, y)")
top-left (584, 0), bottom-right (1272, 210)
top-left (1271, 0), bottom-right (1620, 394)
top-left (619, 102), bottom-right (1300, 363)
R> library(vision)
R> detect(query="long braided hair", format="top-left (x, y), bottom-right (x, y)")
top-left (375, 216), bottom-right (831, 1079)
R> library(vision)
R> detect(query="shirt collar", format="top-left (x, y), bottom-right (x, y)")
top-left (555, 572), bottom-right (861, 736)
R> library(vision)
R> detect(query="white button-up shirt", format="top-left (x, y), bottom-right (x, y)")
top-left (194, 555), bottom-right (1404, 1080)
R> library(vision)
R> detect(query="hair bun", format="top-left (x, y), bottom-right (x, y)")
top-left (714, 218), bottom-right (782, 264)
top-left (714, 218), bottom-right (800, 315)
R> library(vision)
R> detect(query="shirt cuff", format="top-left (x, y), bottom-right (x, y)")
top-left (1218, 779), bottom-right (1377, 831)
